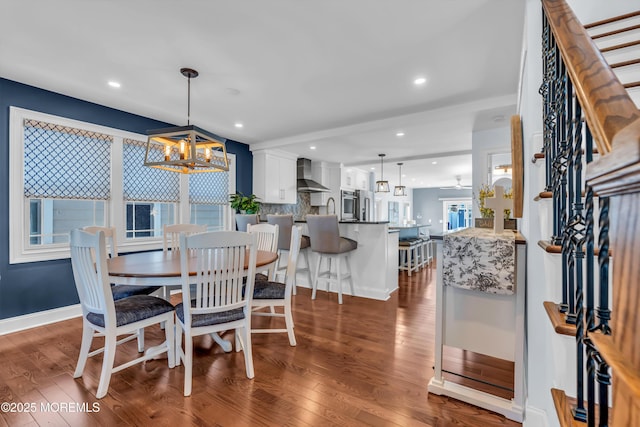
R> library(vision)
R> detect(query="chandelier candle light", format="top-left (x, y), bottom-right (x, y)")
top-left (144, 68), bottom-right (229, 174)
top-left (375, 153), bottom-right (390, 192)
top-left (394, 162), bottom-right (406, 196)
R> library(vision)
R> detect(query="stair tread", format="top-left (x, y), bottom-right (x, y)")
top-left (543, 301), bottom-right (577, 336)
top-left (551, 388), bottom-right (587, 427)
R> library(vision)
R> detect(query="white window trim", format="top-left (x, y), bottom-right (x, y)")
top-left (10, 106), bottom-right (237, 264)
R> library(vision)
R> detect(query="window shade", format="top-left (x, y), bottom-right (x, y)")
top-left (123, 139), bottom-right (180, 202)
top-left (189, 168), bottom-right (230, 204)
top-left (23, 119), bottom-right (111, 200)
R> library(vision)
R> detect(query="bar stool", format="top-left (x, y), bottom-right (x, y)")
top-left (399, 237), bottom-right (421, 276)
top-left (419, 228), bottom-right (433, 268)
top-left (267, 214), bottom-right (312, 294)
top-left (306, 215), bottom-right (357, 304)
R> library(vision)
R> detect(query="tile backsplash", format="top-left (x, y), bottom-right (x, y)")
top-left (259, 192), bottom-right (318, 221)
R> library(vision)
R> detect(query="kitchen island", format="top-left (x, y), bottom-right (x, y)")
top-left (294, 221), bottom-right (399, 301)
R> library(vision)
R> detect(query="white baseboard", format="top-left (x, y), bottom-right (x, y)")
top-left (524, 405), bottom-right (550, 427)
top-left (0, 304), bottom-right (82, 336)
top-left (428, 378), bottom-right (524, 422)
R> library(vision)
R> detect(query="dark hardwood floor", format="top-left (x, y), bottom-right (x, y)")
top-left (0, 265), bottom-right (520, 426)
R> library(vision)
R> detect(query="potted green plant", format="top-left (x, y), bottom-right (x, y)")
top-left (229, 192), bottom-right (261, 214)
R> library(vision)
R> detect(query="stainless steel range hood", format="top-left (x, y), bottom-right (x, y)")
top-left (297, 158), bottom-right (329, 192)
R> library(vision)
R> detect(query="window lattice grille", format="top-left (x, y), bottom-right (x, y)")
top-left (189, 169), bottom-right (230, 204)
top-left (23, 119), bottom-right (112, 200)
top-left (123, 139), bottom-right (180, 202)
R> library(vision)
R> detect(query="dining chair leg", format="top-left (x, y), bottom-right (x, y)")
top-left (175, 322), bottom-right (183, 367)
top-left (74, 323), bottom-right (94, 378)
top-left (239, 326), bottom-right (255, 379)
top-left (136, 328), bottom-right (145, 353)
top-left (311, 254), bottom-right (322, 300)
top-left (184, 335), bottom-right (193, 397)
top-left (284, 304), bottom-right (297, 346)
top-left (164, 316), bottom-right (175, 368)
top-left (96, 335), bottom-right (117, 399)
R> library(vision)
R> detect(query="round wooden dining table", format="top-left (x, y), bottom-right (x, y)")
top-left (107, 249), bottom-right (278, 353)
top-left (107, 249), bottom-right (278, 286)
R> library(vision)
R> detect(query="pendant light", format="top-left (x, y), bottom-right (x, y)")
top-left (375, 153), bottom-right (390, 192)
top-left (144, 68), bottom-right (229, 174)
top-left (394, 162), bottom-right (406, 196)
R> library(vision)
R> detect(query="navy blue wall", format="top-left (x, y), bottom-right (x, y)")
top-left (0, 78), bottom-right (253, 319)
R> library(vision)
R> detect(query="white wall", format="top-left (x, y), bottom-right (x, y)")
top-left (471, 126), bottom-right (512, 218)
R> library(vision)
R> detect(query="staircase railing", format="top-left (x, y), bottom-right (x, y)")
top-left (540, 0), bottom-right (640, 426)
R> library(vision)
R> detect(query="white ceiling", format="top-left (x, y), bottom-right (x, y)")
top-left (0, 0), bottom-right (525, 189)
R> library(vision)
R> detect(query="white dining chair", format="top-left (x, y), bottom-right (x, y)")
top-left (162, 224), bottom-right (207, 299)
top-left (174, 231), bottom-right (258, 396)
top-left (163, 223), bottom-right (207, 253)
top-left (70, 229), bottom-right (175, 399)
top-left (251, 225), bottom-right (302, 346)
top-left (82, 226), bottom-right (161, 302)
top-left (247, 223), bottom-right (279, 281)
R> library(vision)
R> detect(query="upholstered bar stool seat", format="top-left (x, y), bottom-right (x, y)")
top-left (306, 215), bottom-right (357, 304)
top-left (267, 214), bottom-right (313, 294)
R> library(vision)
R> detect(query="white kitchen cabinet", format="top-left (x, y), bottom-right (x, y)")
top-left (341, 166), bottom-right (369, 191)
top-left (355, 169), bottom-right (370, 191)
top-left (310, 161), bottom-right (341, 207)
top-left (252, 150), bottom-right (297, 204)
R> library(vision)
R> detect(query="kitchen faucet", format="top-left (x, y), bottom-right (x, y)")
top-left (326, 197), bottom-right (336, 215)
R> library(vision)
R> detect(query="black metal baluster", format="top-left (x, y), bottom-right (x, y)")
top-left (595, 352), bottom-right (611, 427)
top-left (585, 337), bottom-right (597, 427)
top-left (597, 197), bottom-right (611, 335)
top-left (564, 73), bottom-right (576, 324)
top-left (585, 124), bottom-right (596, 427)
top-left (540, 12), bottom-right (553, 194)
top-left (596, 194), bottom-right (610, 427)
top-left (570, 100), bottom-right (587, 421)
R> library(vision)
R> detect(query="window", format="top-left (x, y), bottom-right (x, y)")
top-left (11, 114), bottom-right (112, 261)
top-left (122, 139), bottom-right (179, 239)
top-left (189, 167), bottom-right (229, 231)
top-left (10, 107), bottom-right (236, 264)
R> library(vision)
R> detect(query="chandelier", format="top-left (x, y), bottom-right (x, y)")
top-left (394, 162), bottom-right (406, 196)
top-left (144, 68), bottom-right (229, 174)
top-left (375, 154), bottom-right (390, 192)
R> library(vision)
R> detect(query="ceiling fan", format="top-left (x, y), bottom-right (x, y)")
top-left (440, 175), bottom-right (472, 190)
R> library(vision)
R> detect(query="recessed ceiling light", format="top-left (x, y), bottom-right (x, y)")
top-left (310, 146), bottom-right (316, 150)
top-left (432, 161), bottom-right (437, 165)
top-left (108, 81), bottom-right (121, 88)
top-left (370, 167), bottom-right (375, 170)
top-left (396, 132), bottom-right (405, 137)
top-left (413, 77), bottom-right (427, 86)
top-left (234, 122), bottom-right (244, 128)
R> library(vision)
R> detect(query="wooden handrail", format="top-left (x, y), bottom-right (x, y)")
top-left (542, 0), bottom-right (640, 156)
